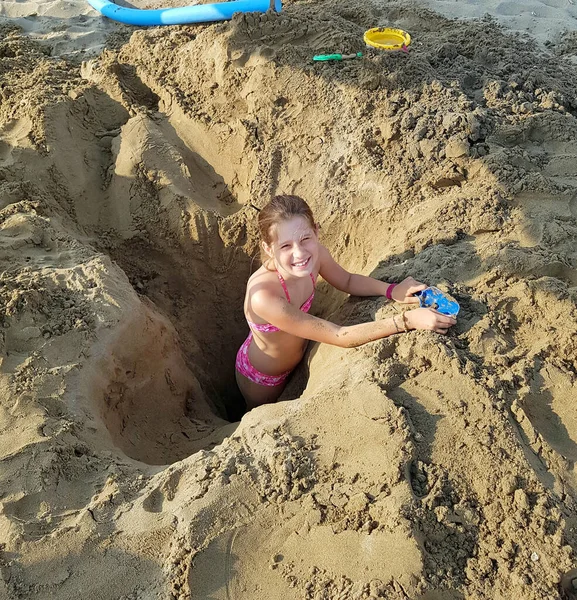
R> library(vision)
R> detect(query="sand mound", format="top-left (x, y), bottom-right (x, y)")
top-left (1, 2), bottom-right (577, 599)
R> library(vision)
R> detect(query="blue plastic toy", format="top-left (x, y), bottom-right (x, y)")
top-left (86, 0), bottom-right (281, 26)
top-left (416, 287), bottom-right (460, 317)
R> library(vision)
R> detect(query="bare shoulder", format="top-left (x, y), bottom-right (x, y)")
top-left (247, 265), bottom-right (278, 292)
top-left (317, 243), bottom-right (351, 291)
top-left (318, 243), bottom-right (338, 271)
top-left (318, 243), bottom-right (332, 263)
top-left (247, 266), bottom-right (283, 308)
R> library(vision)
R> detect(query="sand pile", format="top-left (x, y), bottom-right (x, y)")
top-left (1, 1), bottom-right (577, 598)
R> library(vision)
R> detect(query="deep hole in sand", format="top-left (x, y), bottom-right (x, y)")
top-left (93, 183), bottom-right (359, 468)
top-left (74, 94), bottom-right (304, 466)
top-left (96, 171), bottom-right (254, 465)
top-left (97, 192), bottom-right (352, 467)
top-left (66, 68), bottom-right (374, 467)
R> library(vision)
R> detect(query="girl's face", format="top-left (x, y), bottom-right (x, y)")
top-left (264, 216), bottom-right (319, 278)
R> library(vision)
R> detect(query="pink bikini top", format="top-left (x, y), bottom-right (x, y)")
top-left (247, 272), bottom-right (315, 334)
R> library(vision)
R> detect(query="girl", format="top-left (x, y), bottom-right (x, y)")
top-left (235, 195), bottom-right (457, 409)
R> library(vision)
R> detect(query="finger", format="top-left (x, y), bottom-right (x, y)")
top-left (404, 296), bottom-right (421, 304)
top-left (430, 310), bottom-right (457, 323)
top-left (406, 285), bottom-right (427, 296)
top-left (435, 327), bottom-right (449, 334)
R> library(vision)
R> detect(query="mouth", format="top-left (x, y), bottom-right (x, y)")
top-left (292, 257), bottom-right (310, 269)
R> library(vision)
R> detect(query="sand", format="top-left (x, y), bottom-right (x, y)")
top-left (0, 0), bottom-right (577, 598)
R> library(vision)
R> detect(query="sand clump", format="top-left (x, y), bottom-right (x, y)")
top-left (0, 1), bottom-right (577, 599)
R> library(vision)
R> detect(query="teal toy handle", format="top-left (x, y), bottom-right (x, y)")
top-left (313, 52), bottom-right (363, 61)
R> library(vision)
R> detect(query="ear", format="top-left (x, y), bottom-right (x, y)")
top-left (315, 223), bottom-right (320, 235)
top-left (262, 240), bottom-right (273, 257)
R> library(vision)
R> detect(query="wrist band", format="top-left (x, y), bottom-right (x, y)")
top-left (386, 283), bottom-right (397, 300)
top-left (401, 311), bottom-right (409, 332)
top-left (393, 315), bottom-right (401, 333)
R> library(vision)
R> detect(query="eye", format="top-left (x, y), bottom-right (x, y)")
top-left (281, 244), bottom-right (290, 249)
top-left (302, 236), bottom-right (310, 241)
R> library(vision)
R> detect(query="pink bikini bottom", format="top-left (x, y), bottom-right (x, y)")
top-left (235, 333), bottom-right (291, 387)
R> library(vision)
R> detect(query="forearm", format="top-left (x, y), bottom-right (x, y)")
top-left (347, 273), bottom-right (392, 297)
top-left (333, 316), bottom-right (404, 348)
top-left (261, 302), bottom-right (405, 349)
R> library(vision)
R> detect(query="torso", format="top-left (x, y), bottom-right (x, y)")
top-left (243, 264), bottom-right (318, 375)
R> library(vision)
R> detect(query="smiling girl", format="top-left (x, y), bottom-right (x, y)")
top-left (235, 195), bottom-right (456, 409)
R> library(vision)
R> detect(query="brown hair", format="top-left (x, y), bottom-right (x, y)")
top-left (258, 195), bottom-right (316, 264)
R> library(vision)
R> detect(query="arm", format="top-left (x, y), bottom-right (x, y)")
top-left (251, 289), bottom-right (456, 348)
top-left (318, 245), bottom-right (426, 303)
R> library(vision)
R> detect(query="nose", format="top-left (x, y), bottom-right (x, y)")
top-left (293, 242), bottom-right (306, 256)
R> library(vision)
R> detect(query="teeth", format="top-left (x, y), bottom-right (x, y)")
top-left (294, 259), bottom-right (308, 266)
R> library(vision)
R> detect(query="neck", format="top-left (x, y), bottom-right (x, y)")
top-left (275, 263), bottom-right (293, 280)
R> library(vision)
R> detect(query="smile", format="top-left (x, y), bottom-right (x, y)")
top-left (292, 257), bottom-right (310, 268)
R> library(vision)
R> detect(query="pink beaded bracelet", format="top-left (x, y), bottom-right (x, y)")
top-left (386, 283), bottom-right (397, 300)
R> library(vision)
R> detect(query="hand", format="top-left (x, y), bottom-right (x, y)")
top-left (391, 277), bottom-right (427, 304)
top-left (405, 308), bottom-right (457, 334)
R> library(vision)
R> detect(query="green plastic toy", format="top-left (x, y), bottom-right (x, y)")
top-left (313, 52), bottom-right (363, 62)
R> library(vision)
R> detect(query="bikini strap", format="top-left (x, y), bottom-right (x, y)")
top-left (276, 271), bottom-right (316, 302)
top-left (276, 271), bottom-right (291, 303)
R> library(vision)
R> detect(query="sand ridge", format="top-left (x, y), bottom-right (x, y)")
top-left (1, 1), bottom-right (577, 598)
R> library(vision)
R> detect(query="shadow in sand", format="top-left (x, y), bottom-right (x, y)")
top-left (522, 359), bottom-right (577, 462)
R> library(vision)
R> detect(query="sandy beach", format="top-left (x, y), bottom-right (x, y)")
top-left (0, 0), bottom-right (576, 598)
